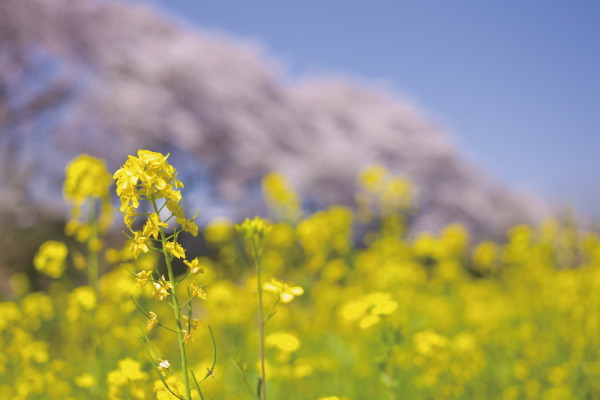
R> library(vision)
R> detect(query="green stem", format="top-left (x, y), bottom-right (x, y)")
top-left (230, 359), bottom-right (260, 400)
top-left (253, 241), bottom-right (267, 400)
top-left (151, 197), bottom-right (192, 400)
top-left (87, 197), bottom-right (102, 399)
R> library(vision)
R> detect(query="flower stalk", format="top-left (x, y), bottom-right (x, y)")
top-left (113, 150), bottom-right (211, 400)
top-left (235, 217), bottom-right (272, 400)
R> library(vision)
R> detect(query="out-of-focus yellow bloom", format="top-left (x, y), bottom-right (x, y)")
top-left (358, 164), bottom-right (388, 193)
top-left (136, 270), bottom-right (153, 289)
top-left (413, 233), bottom-right (440, 260)
top-left (0, 302), bottom-right (21, 331)
top-left (204, 218), bottom-right (234, 243)
top-left (75, 373), bottom-right (96, 389)
top-left (262, 172), bottom-right (302, 221)
top-left (64, 154), bottom-right (113, 236)
top-left (292, 359), bottom-right (314, 378)
top-left (191, 281), bottom-right (207, 300)
top-left (440, 223), bottom-right (469, 258)
top-left (164, 241), bottom-right (185, 259)
top-left (472, 241), bottom-right (498, 272)
top-left (64, 154), bottom-right (112, 208)
top-left (381, 176), bottom-right (414, 210)
top-left (263, 278), bottom-right (304, 303)
top-left (117, 358), bottom-right (146, 381)
top-left (105, 248), bottom-right (120, 264)
top-left (266, 331), bottom-right (300, 352)
top-left (66, 286), bottom-right (97, 321)
top-left (297, 206), bottom-right (353, 260)
top-left (414, 329), bottom-right (449, 356)
top-left (33, 241), bottom-right (68, 279)
top-left (235, 216), bottom-right (272, 246)
top-left (88, 238), bottom-right (104, 252)
top-left (341, 293), bottom-right (396, 329)
top-left (368, 293), bottom-right (397, 315)
top-left (359, 315), bottom-right (380, 329)
top-left (322, 258), bottom-right (348, 282)
top-left (184, 258), bottom-right (204, 274)
top-left (21, 292), bottom-right (54, 324)
top-left (154, 376), bottom-right (188, 400)
top-left (73, 251), bottom-right (87, 270)
top-left (107, 358), bottom-right (148, 400)
top-left (71, 286), bottom-right (97, 310)
top-left (341, 300), bottom-right (369, 321)
top-left (9, 273), bottom-right (30, 297)
top-left (146, 312), bottom-right (158, 330)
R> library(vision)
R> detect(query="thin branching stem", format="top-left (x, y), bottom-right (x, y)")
top-left (252, 240), bottom-right (267, 400)
top-left (151, 196), bottom-right (192, 400)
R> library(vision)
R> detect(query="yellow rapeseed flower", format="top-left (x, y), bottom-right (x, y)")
top-left (263, 278), bottom-right (304, 303)
top-left (266, 331), bottom-right (300, 352)
top-left (359, 315), bottom-right (380, 329)
top-left (33, 241), bottom-right (69, 279)
top-left (64, 154), bottom-right (113, 236)
top-left (136, 270), bottom-right (153, 289)
top-left (182, 330), bottom-right (193, 344)
top-left (64, 154), bottom-right (113, 206)
top-left (413, 329), bottom-right (449, 356)
top-left (129, 231), bottom-right (150, 259)
top-left (74, 373), bottom-right (96, 389)
top-left (164, 241), bottom-right (185, 259)
top-left (154, 376), bottom-right (186, 400)
top-left (157, 359), bottom-right (171, 376)
top-left (182, 315), bottom-right (201, 330)
top-left (146, 312), bottom-right (158, 330)
top-left (204, 218), bottom-right (234, 243)
top-left (178, 218), bottom-right (199, 237)
top-left (114, 150), bottom-right (186, 227)
top-left (235, 216), bottom-right (272, 245)
top-left (144, 213), bottom-right (168, 240)
top-left (184, 258), bottom-right (204, 274)
top-left (262, 172), bottom-right (302, 221)
top-left (191, 281), bottom-right (207, 300)
top-left (358, 164), bottom-right (388, 193)
top-left (153, 276), bottom-right (173, 301)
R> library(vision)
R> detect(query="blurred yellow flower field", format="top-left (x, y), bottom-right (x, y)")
top-left (1, 153), bottom-right (599, 399)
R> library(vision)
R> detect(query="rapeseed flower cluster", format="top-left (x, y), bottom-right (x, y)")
top-left (113, 150), bottom-right (197, 238)
top-left (64, 154), bottom-right (113, 244)
top-left (6, 158), bottom-right (600, 400)
top-left (262, 172), bottom-right (302, 221)
top-left (113, 150), bottom-right (210, 400)
top-left (33, 240), bottom-right (68, 278)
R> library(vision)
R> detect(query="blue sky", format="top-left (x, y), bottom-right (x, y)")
top-left (144, 0), bottom-right (600, 214)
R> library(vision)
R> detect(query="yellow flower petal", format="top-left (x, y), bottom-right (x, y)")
top-left (289, 287), bottom-right (304, 295)
top-left (263, 282), bottom-right (278, 292)
top-left (281, 292), bottom-right (294, 303)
